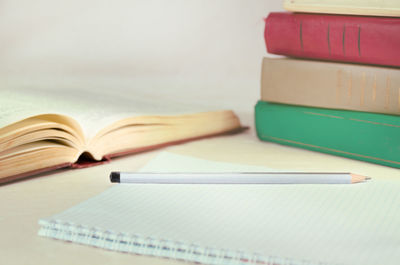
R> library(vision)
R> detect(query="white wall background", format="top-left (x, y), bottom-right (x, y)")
top-left (0, 0), bottom-right (283, 115)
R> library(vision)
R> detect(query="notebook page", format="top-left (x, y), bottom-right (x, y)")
top-left (38, 152), bottom-right (400, 265)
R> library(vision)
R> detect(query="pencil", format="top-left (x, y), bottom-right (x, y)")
top-left (110, 172), bottom-right (369, 184)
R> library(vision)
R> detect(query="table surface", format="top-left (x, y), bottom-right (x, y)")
top-left (1, 120), bottom-right (399, 265)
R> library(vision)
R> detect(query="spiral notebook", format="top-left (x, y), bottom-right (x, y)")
top-left (38, 152), bottom-right (400, 265)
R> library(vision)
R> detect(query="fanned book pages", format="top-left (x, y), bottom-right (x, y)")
top-left (38, 152), bottom-right (400, 265)
top-left (0, 87), bottom-right (242, 184)
top-left (284, 0), bottom-right (400, 17)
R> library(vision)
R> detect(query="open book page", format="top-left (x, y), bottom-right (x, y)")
top-left (1, 81), bottom-right (225, 140)
top-left (39, 152), bottom-right (400, 265)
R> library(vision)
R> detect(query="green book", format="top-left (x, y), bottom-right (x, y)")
top-left (255, 101), bottom-right (400, 168)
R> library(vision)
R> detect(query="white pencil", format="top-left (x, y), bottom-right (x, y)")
top-left (110, 172), bottom-right (369, 184)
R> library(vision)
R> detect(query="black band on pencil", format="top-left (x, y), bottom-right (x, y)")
top-left (110, 172), bottom-right (120, 183)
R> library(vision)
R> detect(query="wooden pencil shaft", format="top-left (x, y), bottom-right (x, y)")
top-left (111, 172), bottom-right (367, 184)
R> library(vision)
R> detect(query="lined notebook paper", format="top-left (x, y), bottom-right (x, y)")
top-left (38, 152), bottom-right (400, 265)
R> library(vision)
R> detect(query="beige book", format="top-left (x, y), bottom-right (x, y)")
top-left (284, 0), bottom-right (400, 17)
top-left (0, 86), bottom-right (242, 184)
top-left (261, 57), bottom-right (400, 115)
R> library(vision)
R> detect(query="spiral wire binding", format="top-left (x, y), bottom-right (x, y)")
top-left (38, 219), bottom-right (334, 265)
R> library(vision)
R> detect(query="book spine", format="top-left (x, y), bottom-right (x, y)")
top-left (261, 58), bottom-right (400, 115)
top-left (255, 101), bottom-right (400, 168)
top-left (38, 219), bottom-right (326, 265)
top-left (264, 12), bottom-right (400, 67)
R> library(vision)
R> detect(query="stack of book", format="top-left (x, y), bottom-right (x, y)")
top-left (256, 1), bottom-right (400, 168)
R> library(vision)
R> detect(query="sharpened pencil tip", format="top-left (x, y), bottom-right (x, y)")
top-left (350, 173), bottom-right (370, 183)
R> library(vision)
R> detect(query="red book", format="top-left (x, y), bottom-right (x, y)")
top-left (264, 12), bottom-right (400, 67)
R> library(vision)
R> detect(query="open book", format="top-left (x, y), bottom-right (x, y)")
top-left (0, 86), bottom-right (242, 184)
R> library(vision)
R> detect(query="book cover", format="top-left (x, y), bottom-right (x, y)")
top-left (255, 101), bottom-right (400, 168)
top-left (264, 12), bottom-right (400, 67)
top-left (261, 57), bottom-right (400, 115)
